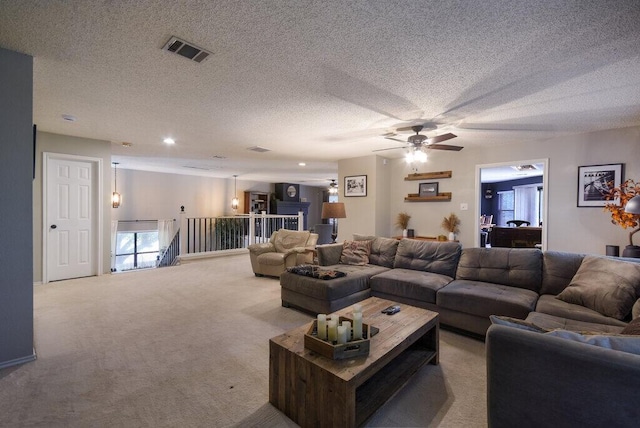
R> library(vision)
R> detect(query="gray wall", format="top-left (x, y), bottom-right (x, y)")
top-left (0, 47), bottom-right (35, 368)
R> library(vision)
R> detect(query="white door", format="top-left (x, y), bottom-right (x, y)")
top-left (46, 157), bottom-right (96, 281)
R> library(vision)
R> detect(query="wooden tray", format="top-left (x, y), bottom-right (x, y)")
top-left (304, 316), bottom-right (378, 360)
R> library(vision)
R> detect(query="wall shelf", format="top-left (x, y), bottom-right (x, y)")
top-left (404, 192), bottom-right (452, 202)
top-left (404, 171), bottom-right (452, 181)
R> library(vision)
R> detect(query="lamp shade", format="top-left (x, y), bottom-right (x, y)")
top-left (625, 195), bottom-right (640, 214)
top-left (321, 202), bottom-right (346, 219)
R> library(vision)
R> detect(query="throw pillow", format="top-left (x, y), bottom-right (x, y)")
top-left (489, 315), bottom-right (549, 333)
top-left (340, 240), bottom-right (371, 266)
top-left (556, 255), bottom-right (640, 320)
top-left (633, 298), bottom-right (640, 319)
top-left (621, 316), bottom-right (640, 335)
top-left (545, 329), bottom-right (640, 355)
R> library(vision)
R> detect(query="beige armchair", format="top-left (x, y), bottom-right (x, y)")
top-left (248, 229), bottom-right (318, 277)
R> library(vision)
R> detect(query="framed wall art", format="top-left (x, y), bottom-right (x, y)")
top-left (419, 182), bottom-right (439, 197)
top-left (577, 163), bottom-right (623, 207)
top-left (344, 175), bottom-right (367, 197)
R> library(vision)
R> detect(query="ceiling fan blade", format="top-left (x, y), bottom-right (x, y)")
top-left (428, 144), bottom-right (464, 151)
top-left (427, 133), bottom-right (457, 144)
top-left (384, 136), bottom-right (407, 143)
top-left (373, 146), bottom-right (406, 152)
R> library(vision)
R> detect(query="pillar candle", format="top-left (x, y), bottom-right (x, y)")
top-left (327, 319), bottom-right (338, 342)
top-left (337, 325), bottom-right (348, 344)
top-left (341, 321), bottom-right (351, 341)
top-left (317, 314), bottom-right (327, 340)
top-left (353, 311), bottom-right (363, 340)
top-left (353, 303), bottom-right (362, 313)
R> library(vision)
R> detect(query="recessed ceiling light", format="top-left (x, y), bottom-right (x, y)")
top-left (121, 142), bottom-right (133, 148)
top-left (62, 114), bottom-right (77, 122)
top-left (299, 162), bottom-right (306, 166)
top-left (163, 137), bottom-right (175, 145)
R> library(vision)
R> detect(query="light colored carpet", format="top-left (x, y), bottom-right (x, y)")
top-left (0, 255), bottom-right (486, 427)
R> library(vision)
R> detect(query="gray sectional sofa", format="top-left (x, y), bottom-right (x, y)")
top-left (279, 236), bottom-right (640, 335)
top-left (279, 235), bottom-right (640, 427)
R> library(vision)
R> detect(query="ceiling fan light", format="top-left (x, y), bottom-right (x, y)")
top-left (405, 151), bottom-right (415, 163)
top-left (415, 150), bottom-right (428, 163)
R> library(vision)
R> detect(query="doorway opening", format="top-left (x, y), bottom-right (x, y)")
top-left (475, 159), bottom-right (549, 250)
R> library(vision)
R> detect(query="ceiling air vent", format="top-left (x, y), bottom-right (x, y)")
top-left (163, 36), bottom-right (212, 63)
top-left (247, 146), bottom-right (271, 153)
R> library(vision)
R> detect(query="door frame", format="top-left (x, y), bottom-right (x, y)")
top-left (42, 152), bottom-right (103, 283)
top-left (474, 158), bottom-right (549, 250)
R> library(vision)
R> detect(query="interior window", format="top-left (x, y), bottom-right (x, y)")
top-left (497, 191), bottom-right (514, 226)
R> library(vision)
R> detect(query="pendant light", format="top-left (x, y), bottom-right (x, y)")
top-left (328, 179), bottom-right (338, 195)
top-left (112, 162), bottom-right (121, 208)
top-left (231, 175), bottom-right (239, 213)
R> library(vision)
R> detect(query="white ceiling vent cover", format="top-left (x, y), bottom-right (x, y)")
top-left (163, 36), bottom-right (212, 63)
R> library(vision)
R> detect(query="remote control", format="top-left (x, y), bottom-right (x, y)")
top-left (381, 305), bottom-right (401, 315)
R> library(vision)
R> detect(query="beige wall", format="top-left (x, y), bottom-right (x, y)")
top-left (339, 126), bottom-right (640, 255)
top-left (33, 132), bottom-right (112, 282)
top-left (338, 155), bottom-right (392, 240)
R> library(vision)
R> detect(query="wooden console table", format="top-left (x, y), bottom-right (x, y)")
top-left (269, 297), bottom-right (439, 427)
top-left (491, 226), bottom-right (542, 248)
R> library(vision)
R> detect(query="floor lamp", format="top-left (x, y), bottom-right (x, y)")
top-left (321, 202), bottom-right (346, 243)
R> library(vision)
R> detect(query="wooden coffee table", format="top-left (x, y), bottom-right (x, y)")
top-left (269, 297), bottom-right (439, 427)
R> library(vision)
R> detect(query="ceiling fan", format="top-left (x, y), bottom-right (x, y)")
top-left (373, 125), bottom-right (463, 153)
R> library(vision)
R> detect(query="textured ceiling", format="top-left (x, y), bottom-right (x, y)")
top-left (1, 0), bottom-right (639, 186)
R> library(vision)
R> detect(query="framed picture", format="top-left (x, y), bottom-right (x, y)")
top-left (344, 175), bottom-right (367, 197)
top-left (419, 182), bottom-right (439, 197)
top-left (577, 163), bottom-right (623, 207)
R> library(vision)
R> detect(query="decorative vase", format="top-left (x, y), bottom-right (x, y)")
top-left (402, 229), bottom-right (408, 238)
top-left (448, 232), bottom-right (455, 241)
top-left (622, 245), bottom-right (640, 258)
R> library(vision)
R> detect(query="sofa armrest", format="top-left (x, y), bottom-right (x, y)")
top-left (247, 242), bottom-right (275, 256)
top-left (317, 243), bottom-right (343, 266)
top-left (486, 324), bottom-right (640, 428)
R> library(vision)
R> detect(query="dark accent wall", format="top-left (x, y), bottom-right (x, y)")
top-left (481, 176), bottom-right (543, 218)
top-left (0, 47), bottom-right (35, 367)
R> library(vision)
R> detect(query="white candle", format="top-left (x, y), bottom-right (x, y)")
top-left (353, 311), bottom-right (363, 340)
top-left (337, 325), bottom-right (348, 344)
top-left (327, 319), bottom-right (338, 342)
top-left (317, 314), bottom-right (327, 340)
top-left (353, 303), bottom-right (362, 313)
top-left (342, 321), bottom-right (351, 341)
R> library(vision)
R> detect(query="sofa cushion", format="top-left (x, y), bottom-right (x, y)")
top-left (257, 252), bottom-right (289, 266)
top-left (455, 247), bottom-right (542, 292)
top-left (340, 240), bottom-right (371, 265)
top-left (280, 264), bottom-right (388, 301)
top-left (437, 279), bottom-right (538, 319)
top-left (489, 315), bottom-right (549, 333)
top-left (540, 251), bottom-right (585, 295)
top-left (535, 295), bottom-right (628, 327)
top-left (393, 239), bottom-right (461, 278)
top-left (556, 255), bottom-right (640, 320)
top-left (273, 229), bottom-right (310, 253)
top-left (621, 316), bottom-right (640, 335)
top-left (525, 312), bottom-right (626, 334)
top-left (354, 234), bottom-right (399, 268)
top-left (544, 330), bottom-right (640, 355)
top-left (370, 268), bottom-right (453, 304)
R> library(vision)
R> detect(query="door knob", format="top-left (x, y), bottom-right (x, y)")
top-left (50, 224), bottom-right (57, 229)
